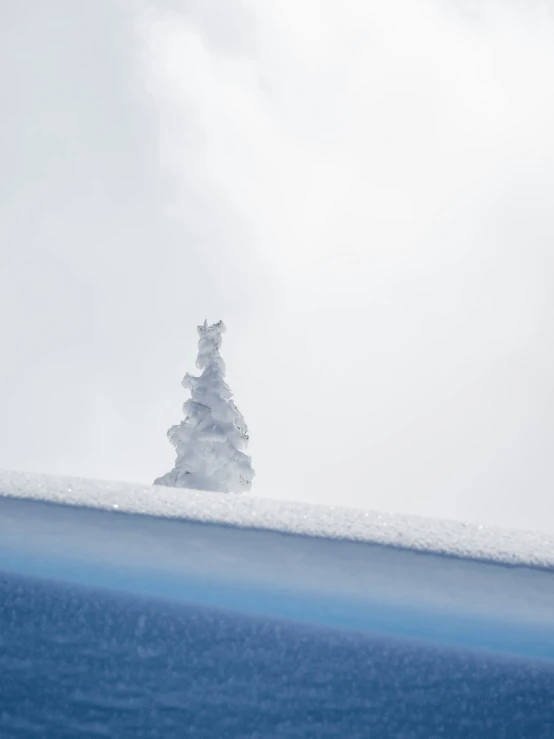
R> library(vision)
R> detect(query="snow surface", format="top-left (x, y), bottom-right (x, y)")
top-left (2, 573), bottom-right (554, 739)
top-left (2, 468), bottom-right (554, 568)
top-left (2, 469), bottom-right (554, 656)
top-left (2, 470), bottom-right (554, 736)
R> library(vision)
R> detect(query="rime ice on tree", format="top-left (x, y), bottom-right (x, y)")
top-left (154, 320), bottom-right (254, 493)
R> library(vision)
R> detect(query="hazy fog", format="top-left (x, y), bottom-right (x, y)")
top-left (2, 1), bottom-right (554, 532)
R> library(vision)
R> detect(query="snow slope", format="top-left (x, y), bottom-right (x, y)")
top-left (2, 469), bottom-right (554, 566)
top-left (2, 573), bottom-right (554, 739)
top-left (1, 470), bottom-right (554, 737)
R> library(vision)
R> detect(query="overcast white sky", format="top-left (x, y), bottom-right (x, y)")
top-left (2, 0), bottom-right (554, 531)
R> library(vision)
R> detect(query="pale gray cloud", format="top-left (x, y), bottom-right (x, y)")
top-left (2, 0), bottom-right (554, 532)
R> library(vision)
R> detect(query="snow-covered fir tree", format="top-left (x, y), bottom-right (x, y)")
top-left (154, 320), bottom-right (254, 493)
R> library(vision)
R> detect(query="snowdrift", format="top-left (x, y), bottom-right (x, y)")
top-left (1, 470), bottom-right (554, 737)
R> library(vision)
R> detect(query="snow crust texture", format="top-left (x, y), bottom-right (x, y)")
top-left (2, 469), bottom-right (554, 569)
top-left (3, 472), bottom-right (554, 737)
top-left (154, 320), bottom-right (254, 493)
top-left (2, 573), bottom-right (554, 739)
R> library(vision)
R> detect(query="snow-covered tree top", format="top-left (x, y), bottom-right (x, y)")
top-left (195, 319), bottom-right (226, 370)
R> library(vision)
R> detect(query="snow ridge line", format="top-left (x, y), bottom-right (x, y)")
top-left (1, 469), bottom-right (554, 570)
